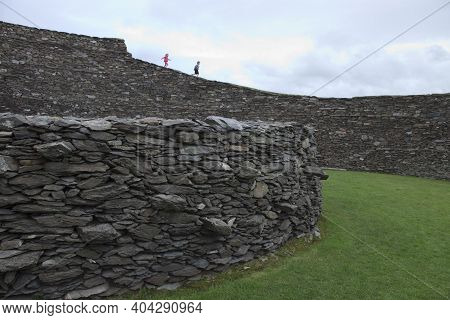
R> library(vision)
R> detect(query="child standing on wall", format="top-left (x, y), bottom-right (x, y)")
top-left (193, 61), bottom-right (200, 76)
top-left (161, 53), bottom-right (171, 67)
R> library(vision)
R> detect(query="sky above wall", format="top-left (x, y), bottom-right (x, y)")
top-left (1, 0), bottom-right (449, 97)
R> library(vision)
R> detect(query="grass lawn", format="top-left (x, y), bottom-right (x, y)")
top-left (126, 170), bottom-right (450, 299)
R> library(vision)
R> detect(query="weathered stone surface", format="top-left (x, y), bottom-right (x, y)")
top-left (152, 194), bottom-right (187, 211)
top-left (39, 268), bottom-right (83, 283)
top-left (145, 274), bottom-right (169, 286)
top-left (45, 162), bottom-right (109, 173)
top-left (172, 266), bottom-right (201, 277)
top-left (34, 141), bottom-right (75, 158)
top-left (80, 184), bottom-right (128, 201)
top-left (13, 203), bottom-right (71, 213)
top-left (201, 217), bottom-right (232, 236)
top-left (279, 219), bottom-right (291, 231)
top-left (263, 210), bottom-right (278, 220)
top-left (0, 251), bottom-right (42, 272)
top-left (251, 181), bottom-right (269, 198)
top-left (90, 131), bottom-right (116, 140)
top-left (33, 214), bottom-right (92, 227)
top-left (129, 225), bottom-right (160, 240)
top-left (73, 139), bottom-right (110, 152)
top-left (276, 203), bottom-right (298, 214)
top-left (192, 258), bottom-right (209, 269)
top-left (180, 146), bottom-right (214, 155)
top-left (3, 220), bottom-right (73, 234)
top-left (1, 239), bottom-right (23, 250)
top-left (65, 283), bottom-right (110, 299)
top-left (114, 244), bottom-right (144, 257)
top-left (82, 119), bottom-right (112, 131)
top-left (238, 163), bottom-right (260, 179)
top-left (206, 116), bottom-right (243, 131)
top-left (0, 250), bottom-right (23, 259)
top-left (100, 198), bottom-right (147, 209)
top-left (9, 174), bottom-right (55, 188)
top-left (0, 113), bottom-right (28, 129)
top-left (78, 176), bottom-right (108, 189)
top-left (0, 155), bottom-right (18, 173)
top-left (157, 211), bottom-right (199, 224)
top-left (77, 224), bottom-right (120, 242)
top-left (0, 194), bottom-right (29, 207)
top-left (178, 131), bottom-right (199, 143)
top-left (150, 185), bottom-right (196, 195)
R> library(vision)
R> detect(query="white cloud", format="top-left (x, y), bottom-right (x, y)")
top-left (116, 24), bottom-right (313, 86)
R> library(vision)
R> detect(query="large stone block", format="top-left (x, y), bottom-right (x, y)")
top-left (34, 141), bottom-right (75, 158)
top-left (9, 174), bottom-right (55, 188)
top-left (129, 224), bottom-right (160, 241)
top-left (45, 162), bottom-right (110, 174)
top-left (201, 217), bottom-right (232, 236)
top-left (152, 194), bottom-right (187, 211)
top-left (77, 224), bottom-right (121, 242)
top-left (80, 184), bottom-right (129, 201)
top-left (0, 155), bottom-right (18, 173)
top-left (0, 251), bottom-right (42, 272)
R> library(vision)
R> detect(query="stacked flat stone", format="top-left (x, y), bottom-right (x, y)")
top-left (0, 113), bottom-right (325, 299)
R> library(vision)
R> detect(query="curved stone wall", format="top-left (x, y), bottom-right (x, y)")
top-left (0, 113), bottom-right (324, 299)
top-left (0, 21), bottom-right (448, 179)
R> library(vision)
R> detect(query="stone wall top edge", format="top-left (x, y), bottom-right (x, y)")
top-left (0, 20), bottom-right (125, 44)
top-left (0, 112), bottom-right (304, 131)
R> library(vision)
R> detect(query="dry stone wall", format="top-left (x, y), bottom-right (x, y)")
top-left (0, 21), bottom-right (448, 179)
top-left (0, 113), bottom-right (324, 299)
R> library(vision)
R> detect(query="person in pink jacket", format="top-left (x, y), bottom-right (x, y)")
top-left (161, 53), bottom-right (170, 67)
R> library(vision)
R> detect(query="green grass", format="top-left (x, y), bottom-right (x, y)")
top-left (125, 170), bottom-right (450, 299)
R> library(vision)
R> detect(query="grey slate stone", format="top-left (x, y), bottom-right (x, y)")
top-left (0, 250), bottom-right (23, 259)
top-left (152, 194), bottom-right (187, 211)
top-left (82, 119), bottom-right (112, 131)
top-left (45, 162), bottom-right (109, 174)
top-left (172, 266), bottom-right (200, 277)
top-left (72, 139), bottom-right (110, 152)
top-left (205, 116), bottom-right (243, 131)
top-left (77, 223), bottom-right (120, 242)
top-left (150, 184), bottom-right (196, 195)
top-left (9, 174), bottom-right (55, 188)
top-left (39, 268), bottom-right (83, 283)
top-left (80, 184), bottom-right (128, 201)
top-left (0, 251), bottom-right (42, 272)
top-left (1, 239), bottom-right (23, 250)
top-left (65, 283), bottom-right (110, 299)
top-left (33, 214), bottom-right (92, 227)
top-left (34, 141), bottom-right (75, 158)
top-left (251, 181), bottom-right (269, 198)
top-left (0, 194), bottom-right (29, 207)
top-left (129, 224), bottom-right (160, 241)
top-left (100, 198), bottom-right (147, 209)
top-left (201, 217), bottom-right (232, 236)
top-left (0, 155), bottom-right (18, 173)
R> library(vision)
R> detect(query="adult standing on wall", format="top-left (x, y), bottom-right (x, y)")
top-left (193, 61), bottom-right (200, 76)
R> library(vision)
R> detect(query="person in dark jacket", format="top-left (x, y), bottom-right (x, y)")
top-left (193, 61), bottom-right (200, 76)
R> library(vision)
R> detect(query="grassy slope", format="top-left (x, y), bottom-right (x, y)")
top-left (127, 170), bottom-right (450, 299)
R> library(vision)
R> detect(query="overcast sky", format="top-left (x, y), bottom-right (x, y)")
top-left (1, 0), bottom-right (449, 97)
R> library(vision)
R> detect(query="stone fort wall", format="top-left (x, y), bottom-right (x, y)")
top-left (0, 113), bottom-right (324, 298)
top-left (0, 21), bottom-right (448, 179)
